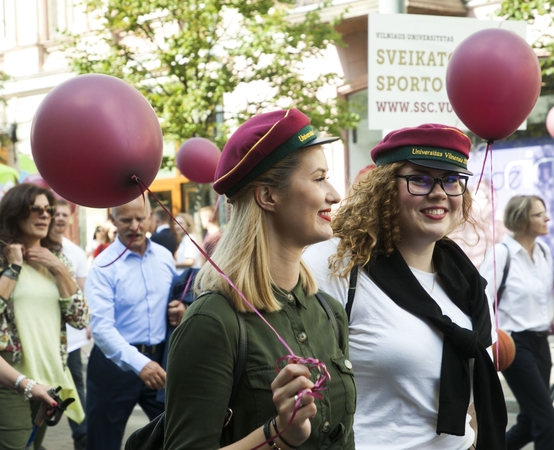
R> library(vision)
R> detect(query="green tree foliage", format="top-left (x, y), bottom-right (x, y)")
top-left (66, 0), bottom-right (358, 161)
top-left (498, 0), bottom-right (554, 91)
top-left (0, 72), bottom-right (12, 147)
top-left (0, 71), bottom-right (9, 103)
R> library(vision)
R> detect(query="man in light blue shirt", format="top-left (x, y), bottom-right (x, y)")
top-left (85, 196), bottom-right (182, 450)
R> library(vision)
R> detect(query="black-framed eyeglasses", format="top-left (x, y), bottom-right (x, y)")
top-left (29, 205), bottom-right (56, 216)
top-left (395, 174), bottom-right (468, 197)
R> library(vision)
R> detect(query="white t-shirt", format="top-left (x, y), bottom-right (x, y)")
top-left (479, 235), bottom-right (554, 333)
top-left (303, 239), bottom-right (476, 450)
top-left (62, 237), bottom-right (90, 352)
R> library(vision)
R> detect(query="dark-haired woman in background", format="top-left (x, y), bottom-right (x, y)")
top-left (0, 183), bottom-right (88, 449)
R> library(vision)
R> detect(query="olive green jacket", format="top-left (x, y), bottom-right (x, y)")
top-left (164, 282), bottom-right (356, 449)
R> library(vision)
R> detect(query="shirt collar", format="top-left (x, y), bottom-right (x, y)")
top-left (114, 236), bottom-right (152, 259)
top-left (503, 234), bottom-right (524, 254)
top-left (156, 224), bottom-right (170, 233)
top-left (272, 278), bottom-right (307, 309)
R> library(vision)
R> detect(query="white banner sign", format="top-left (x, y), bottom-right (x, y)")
top-left (368, 13), bottom-right (526, 130)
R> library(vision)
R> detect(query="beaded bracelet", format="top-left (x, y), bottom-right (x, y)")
top-left (14, 374), bottom-right (27, 392)
top-left (23, 379), bottom-right (36, 401)
top-left (263, 417), bottom-right (281, 450)
top-left (271, 417), bottom-right (298, 450)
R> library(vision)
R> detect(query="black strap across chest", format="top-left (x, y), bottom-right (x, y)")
top-left (345, 240), bottom-right (507, 450)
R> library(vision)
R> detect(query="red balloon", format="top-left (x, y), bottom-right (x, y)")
top-left (22, 173), bottom-right (50, 190)
top-left (176, 138), bottom-right (221, 184)
top-left (31, 74), bottom-right (163, 208)
top-left (446, 28), bottom-right (541, 141)
top-left (547, 107), bottom-right (554, 139)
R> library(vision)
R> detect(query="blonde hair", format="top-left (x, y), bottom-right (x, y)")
top-left (330, 162), bottom-right (476, 278)
top-left (194, 146), bottom-right (319, 313)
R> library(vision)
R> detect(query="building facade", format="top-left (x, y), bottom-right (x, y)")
top-left (1, 0), bottom-right (553, 247)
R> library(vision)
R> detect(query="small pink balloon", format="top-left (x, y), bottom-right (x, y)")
top-left (547, 107), bottom-right (554, 139)
top-left (23, 174), bottom-right (77, 213)
top-left (31, 74), bottom-right (163, 208)
top-left (22, 173), bottom-right (51, 190)
top-left (446, 28), bottom-right (542, 141)
top-left (177, 138), bottom-right (221, 184)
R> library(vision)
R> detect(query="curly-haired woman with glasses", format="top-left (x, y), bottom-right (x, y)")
top-left (0, 183), bottom-right (88, 449)
top-left (304, 124), bottom-right (507, 450)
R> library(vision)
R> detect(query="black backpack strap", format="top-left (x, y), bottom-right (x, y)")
top-left (345, 265), bottom-right (359, 323)
top-left (537, 240), bottom-right (548, 259)
top-left (223, 296), bottom-right (247, 427)
top-left (315, 291), bottom-right (339, 343)
top-left (496, 243), bottom-right (511, 308)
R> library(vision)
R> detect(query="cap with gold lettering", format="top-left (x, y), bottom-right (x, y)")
top-left (213, 108), bottom-right (339, 197)
top-left (370, 123), bottom-right (473, 175)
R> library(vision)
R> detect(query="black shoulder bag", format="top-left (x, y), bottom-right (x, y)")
top-left (124, 293), bottom-right (247, 450)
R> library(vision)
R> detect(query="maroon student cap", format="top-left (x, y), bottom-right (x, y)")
top-left (213, 108), bottom-right (339, 197)
top-left (370, 123), bottom-right (473, 175)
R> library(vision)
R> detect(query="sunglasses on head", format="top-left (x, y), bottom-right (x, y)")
top-left (29, 205), bottom-right (56, 216)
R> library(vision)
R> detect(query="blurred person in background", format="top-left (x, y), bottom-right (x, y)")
top-left (199, 205), bottom-right (222, 258)
top-left (480, 195), bottom-right (554, 450)
top-left (151, 207), bottom-right (179, 256)
top-left (86, 226), bottom-right (106, 260)
top-left (50, 199), bottom-right (90, 450)
top-left (175, 213), bottom-right (202, 273)
top-left (85, 195), bottom-right (181, 450)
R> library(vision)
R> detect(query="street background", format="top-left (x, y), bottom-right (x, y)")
top-left (41, 338), bottom-right (554, 450)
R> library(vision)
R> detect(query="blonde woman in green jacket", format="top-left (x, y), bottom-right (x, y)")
top-left (164, 109), bottom-right (356, 450)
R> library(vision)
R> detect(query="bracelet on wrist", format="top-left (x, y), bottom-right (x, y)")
top-left (263, 417), bottom-right (281, 450)
top-left (271, 417), bottom-right (298, 450)
top-left (14, 374), bottom-right (27, 392)
top-left (1, 268), bottom-right (19, 281)
top-left (8, 264), bottom-right (21, 275)
top-left (23, 379), bottom-right (36, 401)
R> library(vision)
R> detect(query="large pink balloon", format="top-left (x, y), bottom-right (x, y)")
top-left (31, 74), bottom-right (163, 208)
top-left (446, 28), bottom-right (541, 141)
top-left (547, 107), bottom-right (554, 139)
top-left (176, 138), bottom-right (221, 184)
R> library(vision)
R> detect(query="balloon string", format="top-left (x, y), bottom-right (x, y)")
top-left (203, 194), bottom-right (222, 249)
top-left (250, 356), bottom-right (331, 450)
top-left (97, 178), bottom-right (147, 268)
top-left (124, 176), bottom-right (330, 449)
top-left (483, 142), bottom-right (501, 370)
top-left (474, 140), bottom-right (493, 194)
top-left (131, 177), bottom-right (296, 356)
top-left (131, 178), bottom-right (333, 449)
top-left (178, 269), bottom-right (196, 303)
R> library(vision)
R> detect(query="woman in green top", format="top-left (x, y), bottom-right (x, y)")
top-left (164, 108), bottom-right (356, 450)
top-left (0, 183), bottom-right (88, 449)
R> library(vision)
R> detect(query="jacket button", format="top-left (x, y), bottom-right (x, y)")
top-left (321, 421), bottom-right (331, 433)
top-left (344, 359), bottom-right (353, 370)
top-left (297, 332), bottom-right (307, 342)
